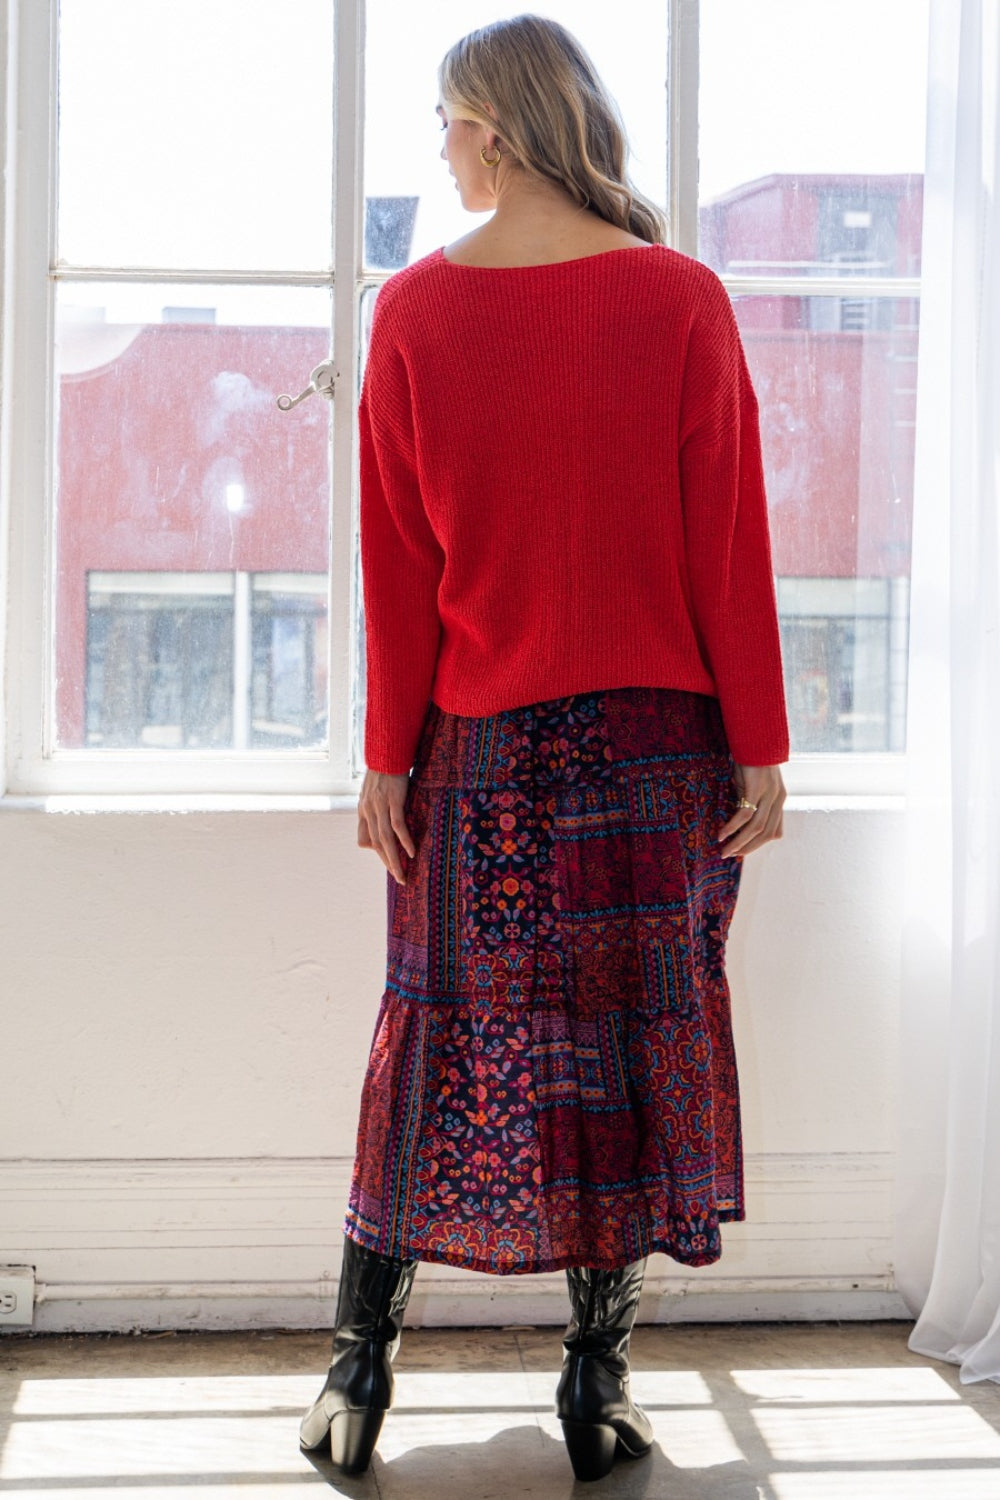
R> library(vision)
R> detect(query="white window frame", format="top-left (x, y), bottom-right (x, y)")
top-left (672, 0), bottom-right (912, 798)
top-left (1, 0), bottom-right (365, 797)
top-left (0, 0), bottom-right (913, 802)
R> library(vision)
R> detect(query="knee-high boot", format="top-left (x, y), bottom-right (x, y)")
top-left (555, 1259), bottom-right (654, 1482)
top-left (299, 1235), bottom-right (418, 1472)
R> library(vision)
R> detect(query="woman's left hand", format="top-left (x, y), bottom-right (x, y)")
top-left (717, 763), bottom-right (786, 858)
top-left (358, 770), bottom-right (416, 885)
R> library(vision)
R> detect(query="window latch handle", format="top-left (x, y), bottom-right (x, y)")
top-left (276, 360), bottom-right (336, 411)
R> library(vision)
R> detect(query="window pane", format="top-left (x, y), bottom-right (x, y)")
top-left (251, 575), bottom-right (328, 748)
top-left (364, 2), bottom-right (667, 270)
top-left (86, 575), bottom-right (235, 748)
top-left (58, 0), bottom-right (334, 271)
top-left (699, 0), bottom-right (928, 277)
top-left (55, 283), bottom-right (332, 750)
top-left (735, 294), bottom-right (918, 751)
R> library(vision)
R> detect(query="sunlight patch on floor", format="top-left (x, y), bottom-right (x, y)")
top-left (731, 1366), bottom-right (962, 1402)
top-left (0, 1415), bottom-right (306, 1480)
top-left (10, 1374), bottom-right (317, 1416)
top-left (752, 1404), bottom-right (1000, 1463)
top-left (770, 1475), bottom-right (1000, 1500)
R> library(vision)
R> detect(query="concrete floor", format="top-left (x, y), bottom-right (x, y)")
top-left (1, 1322), bottom-right (999, 1498)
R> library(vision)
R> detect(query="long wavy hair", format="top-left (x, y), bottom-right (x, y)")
top-left (437, 14), bottom-right (668, 245)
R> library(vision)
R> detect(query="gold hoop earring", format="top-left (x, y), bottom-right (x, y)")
top-left (480, 145), bottom-right (501, 167)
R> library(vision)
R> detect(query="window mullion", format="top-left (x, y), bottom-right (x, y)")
top-left (232, 571), bottom-right (251, 751)
top-left (329, 0), bottom-right (365, 784)
top-left (721, 275), bottom-right (921, 299)
top-left (668, 0), bottom-right (700, 255)
top-left (50, 267), bottom-right (338, 286)
top-left (5, 0), bottom-right (57, 793)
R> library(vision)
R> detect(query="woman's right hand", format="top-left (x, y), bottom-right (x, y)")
top-left (358, 768), bottom-right (416, 884)
top-left (717, 764), bottom-right (786, 858)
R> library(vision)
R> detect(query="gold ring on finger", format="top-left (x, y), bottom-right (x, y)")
top-left (738, 797), bottom-right (758, 812)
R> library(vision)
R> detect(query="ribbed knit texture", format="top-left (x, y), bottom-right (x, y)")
top-left (359, 242), bottom-right (789, 774)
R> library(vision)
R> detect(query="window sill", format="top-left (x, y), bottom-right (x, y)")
top-left (0, 793), bottom-right (362, 814)
top-left (0, 791), bottom-right (904, 816)
top-left (0, 752), bottom-right (907, 814)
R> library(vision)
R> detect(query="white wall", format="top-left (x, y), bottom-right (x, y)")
top-left (0, 802), bottom-right (911, 1332)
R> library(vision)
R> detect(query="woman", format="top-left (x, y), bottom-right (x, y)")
top-left (300, 13), bottom-right (787, 1485)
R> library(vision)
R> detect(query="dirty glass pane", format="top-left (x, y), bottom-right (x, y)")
top-left (54, 282), bottom-right (332, 750)
top-left (85, 576), bottom-right (235, 749)
top-left (699, 0), bottom-right (928, 277)
top-left (58, 0), bottom-right (334, 270)
top-left (364, 1), bottom-right (667, 270)
top-left (251, 575), bottom-right (328, 749)
top-left (734, 293), bottom-right (919, 752)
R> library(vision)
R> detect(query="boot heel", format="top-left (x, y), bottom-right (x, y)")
top-left (330, 1406), bottom-right (387, 1474)
top-left (560, 1418), bottom-right (618, 1482)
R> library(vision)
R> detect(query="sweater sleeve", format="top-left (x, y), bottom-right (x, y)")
top-left (359, 289), bottom-right (445, 775)
top-left (678, 273), bottom-right (790, 766)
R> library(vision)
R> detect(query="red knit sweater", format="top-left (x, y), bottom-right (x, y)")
top-left (359, 242), bottom-right (789, 774)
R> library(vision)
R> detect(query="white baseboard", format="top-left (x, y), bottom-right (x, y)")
top-left (0, 1152), bottom-right (910, 1333)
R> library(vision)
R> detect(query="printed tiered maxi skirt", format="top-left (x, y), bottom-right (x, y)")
top-left (343, 686), bottom-right (745, 1275)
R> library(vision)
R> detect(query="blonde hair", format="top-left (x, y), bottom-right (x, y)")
top-left (438, 13), bottom-right (667, 245)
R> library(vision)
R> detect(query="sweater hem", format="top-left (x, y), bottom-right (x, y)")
top-left (428, 671), bottom-right (720, 721)
top-left (367, 675), bottom-right (789, 774)
top-left (427, 675), bottom-right (788, 767)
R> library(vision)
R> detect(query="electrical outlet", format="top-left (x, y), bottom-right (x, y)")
top-left (0, 1267), bottom-right (35, 1327)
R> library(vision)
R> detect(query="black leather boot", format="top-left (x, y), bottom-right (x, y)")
top-left (299, 1235), bottom-right (418, 1472)
top-left (555, 1259), bottom-right (654, 1482)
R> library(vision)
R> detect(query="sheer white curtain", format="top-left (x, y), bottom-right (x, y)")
top-left (894, 0), bottom-right (1000, 1383)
